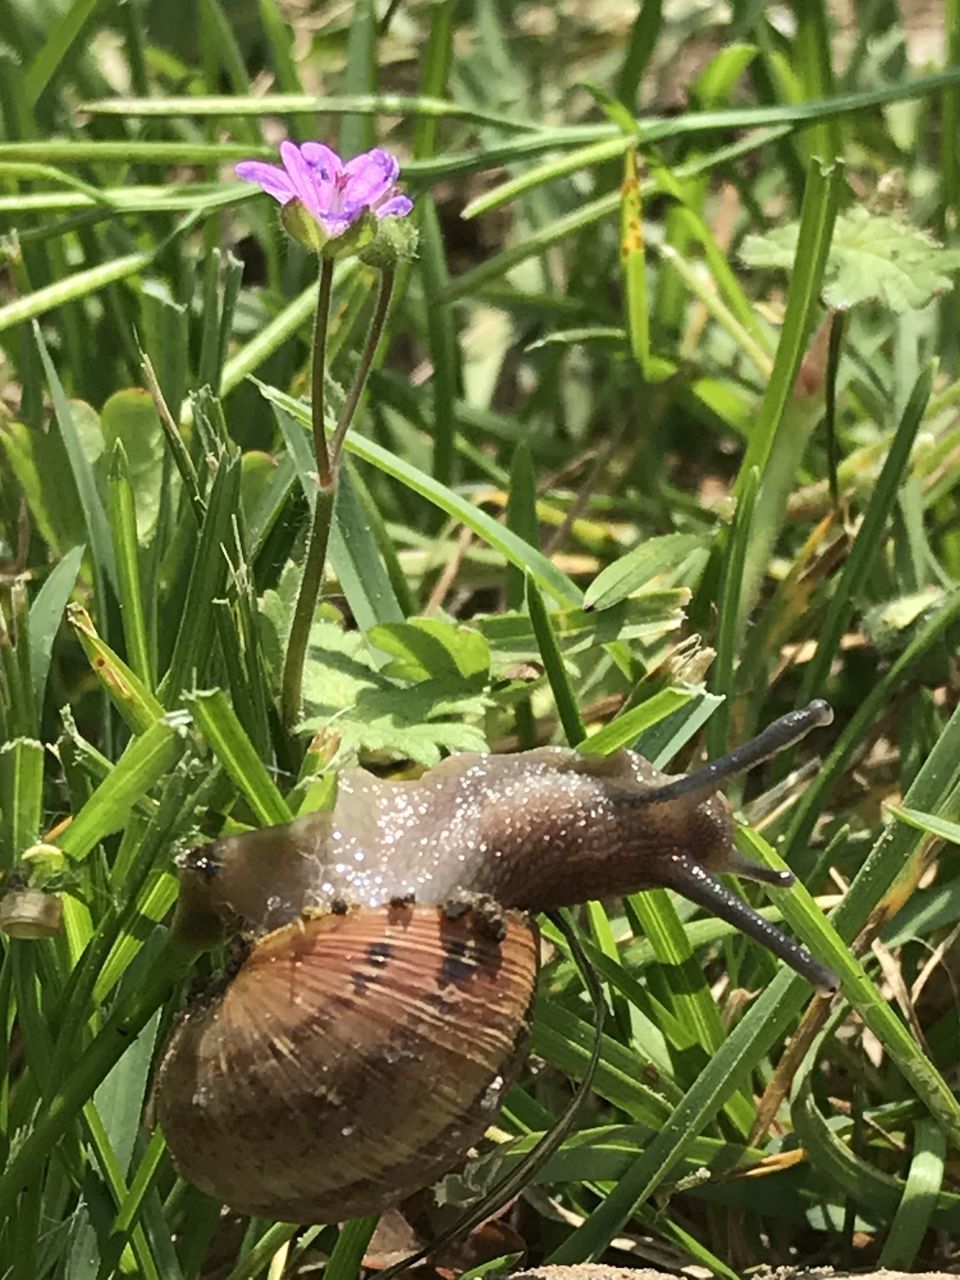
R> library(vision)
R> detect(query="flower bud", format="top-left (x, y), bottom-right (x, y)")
top-left (359, 215), bottom-right (420, 268)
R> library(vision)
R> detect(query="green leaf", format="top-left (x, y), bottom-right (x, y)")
top-left (0, 407), bottom-right (98, 557)
top-left (28, 543), bottom-right (85, 712)
top-left (100, 390), bottom-right (166, 544)
top-left (293, 616), bottom-right (491, 766)
top-left (367, 618), bottom-right (490, 683)
top-left (583, 534), bottom-right (706, 610)
top-left (58, 720), bottom-right (184, 860)
top-left (187, 689), bottom-right (290, 827)
top-left (475, 593), bottom-right (687, 661)
top-left (741, 206), bottom-right (960, 313)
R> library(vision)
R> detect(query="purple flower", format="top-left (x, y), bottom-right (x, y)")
top-left (235, 141), bottom-right (413, 239)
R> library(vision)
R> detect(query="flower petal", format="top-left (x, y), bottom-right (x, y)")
top-left (235, 160), bottom-right (297, 203)
top-left (342, 148), bottom-right (400, 211)
top-left (375, 194), bottom-right (413, 219)
top-left (319, 214), bottom-right (353, 238)
top-left (301, 142), bottom-right (343, 182)
top-left (280, 140), bottom-right (323, 221)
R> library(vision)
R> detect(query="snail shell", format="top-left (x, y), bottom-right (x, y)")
top-left (156, 902), bottom-right (538, 1222)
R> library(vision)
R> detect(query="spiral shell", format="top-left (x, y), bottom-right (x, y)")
top-left (156, 903), bottom-right (538, 1222)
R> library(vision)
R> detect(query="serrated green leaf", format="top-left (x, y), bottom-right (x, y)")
top-left (297, 618), bottom-right (490, 766)
top-left (741, 206), bottom-right (960, 312)
top-left (368, 618), bottom-right (490, 683)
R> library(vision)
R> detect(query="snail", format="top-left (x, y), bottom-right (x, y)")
top-left (156, 700), bottom-right (838, 1224)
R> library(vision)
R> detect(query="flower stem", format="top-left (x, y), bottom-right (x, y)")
top-left (311, 259), bottom-right (335, 488)
top-left (280, 260), bottom-right (335, 731)
top-left (280, 483), bottom-right (335, 730)
top-left (280, 264), bottom-right (395, 735)
top-left (329, 266), bottom-right (395, 467)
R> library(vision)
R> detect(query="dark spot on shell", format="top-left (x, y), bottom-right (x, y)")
top-left (351, 971), bottom-right (369, 995)
top-left (438, 937), bottom-right (476, 989)
top-left (330, 898), bottom-right (348, 915)
top-left (366, 940), bottom-right (392, 967)
top-left (425, 988), bottom-right (456, 1011)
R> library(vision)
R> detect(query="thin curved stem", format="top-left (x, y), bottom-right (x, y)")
top-left (329, 265), bottom-right (395, 468)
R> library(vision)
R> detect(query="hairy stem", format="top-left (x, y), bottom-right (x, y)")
top-left (280, 485), bottom-right (335, 731)
top-left (311, 259), bottom-right (335, 487)
top-left (280, 260), bottom-right (335, 730)
top-left (330, 266), bottom-right (395, 467)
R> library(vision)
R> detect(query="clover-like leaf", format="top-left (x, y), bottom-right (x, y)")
top-left (741, 205), bottom-right (960, 313)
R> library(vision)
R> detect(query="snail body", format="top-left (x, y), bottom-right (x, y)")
top-left (158, 702), bottom-right (837, 1223)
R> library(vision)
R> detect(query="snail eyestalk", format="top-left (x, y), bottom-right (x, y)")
top-left (661, 851), bottom-right (839, 994)
top-left (626, 700), bottom-right (834, 808)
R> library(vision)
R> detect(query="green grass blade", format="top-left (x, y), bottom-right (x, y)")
top-left (256, 380), bottom-right (582, 605)
top-left (107, 441), bottom-right (153, 689)
top-left (34, 324), bottom-right (118, 601)
top-left (581, 687), bottom-right (695, 756)
top-left (707, 464), bottom-right (758, 757)
top-left (159, 452), bottom-right (242, 703)
top-left (57, 721), bottom-right (183, 860)
top-left (621, 145), bottom-right (651, 378)
top-left (418, 198), bottom-right (458, 487)
top-left (736, 157), bottom-right (842, 487)
top-left (526, 577), bottom-right (586, 746)
top-left (0, 254), bottom-right (151, 334)
top-left (616, 0), bottom-right (662, 107)
top-left (27, 543), bottom-right (84, 714)
top-left (23, 0), bottom-right (106, 104)
top-left (326, 1215), bottom-right (380, 1280)
top-left (0, 737), bottom-right (44, 861)
top-left (187, 689), bottom-right (290, 827)
top-left (879, 1118), bottom-right (949, 1268)
top-left (77, 91), bottom-right (542, 131)
top-left (339, 0), bottom-right (376, 157)
top-left (797, 363), bottom-right (933, 704)
top-left (785, 589), bottom-right (960, 857)
top-left (68, 604), bottom-right (163, 735)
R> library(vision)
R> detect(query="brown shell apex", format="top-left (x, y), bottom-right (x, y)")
top-left (156, 904), bottom-right (539, 1222)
